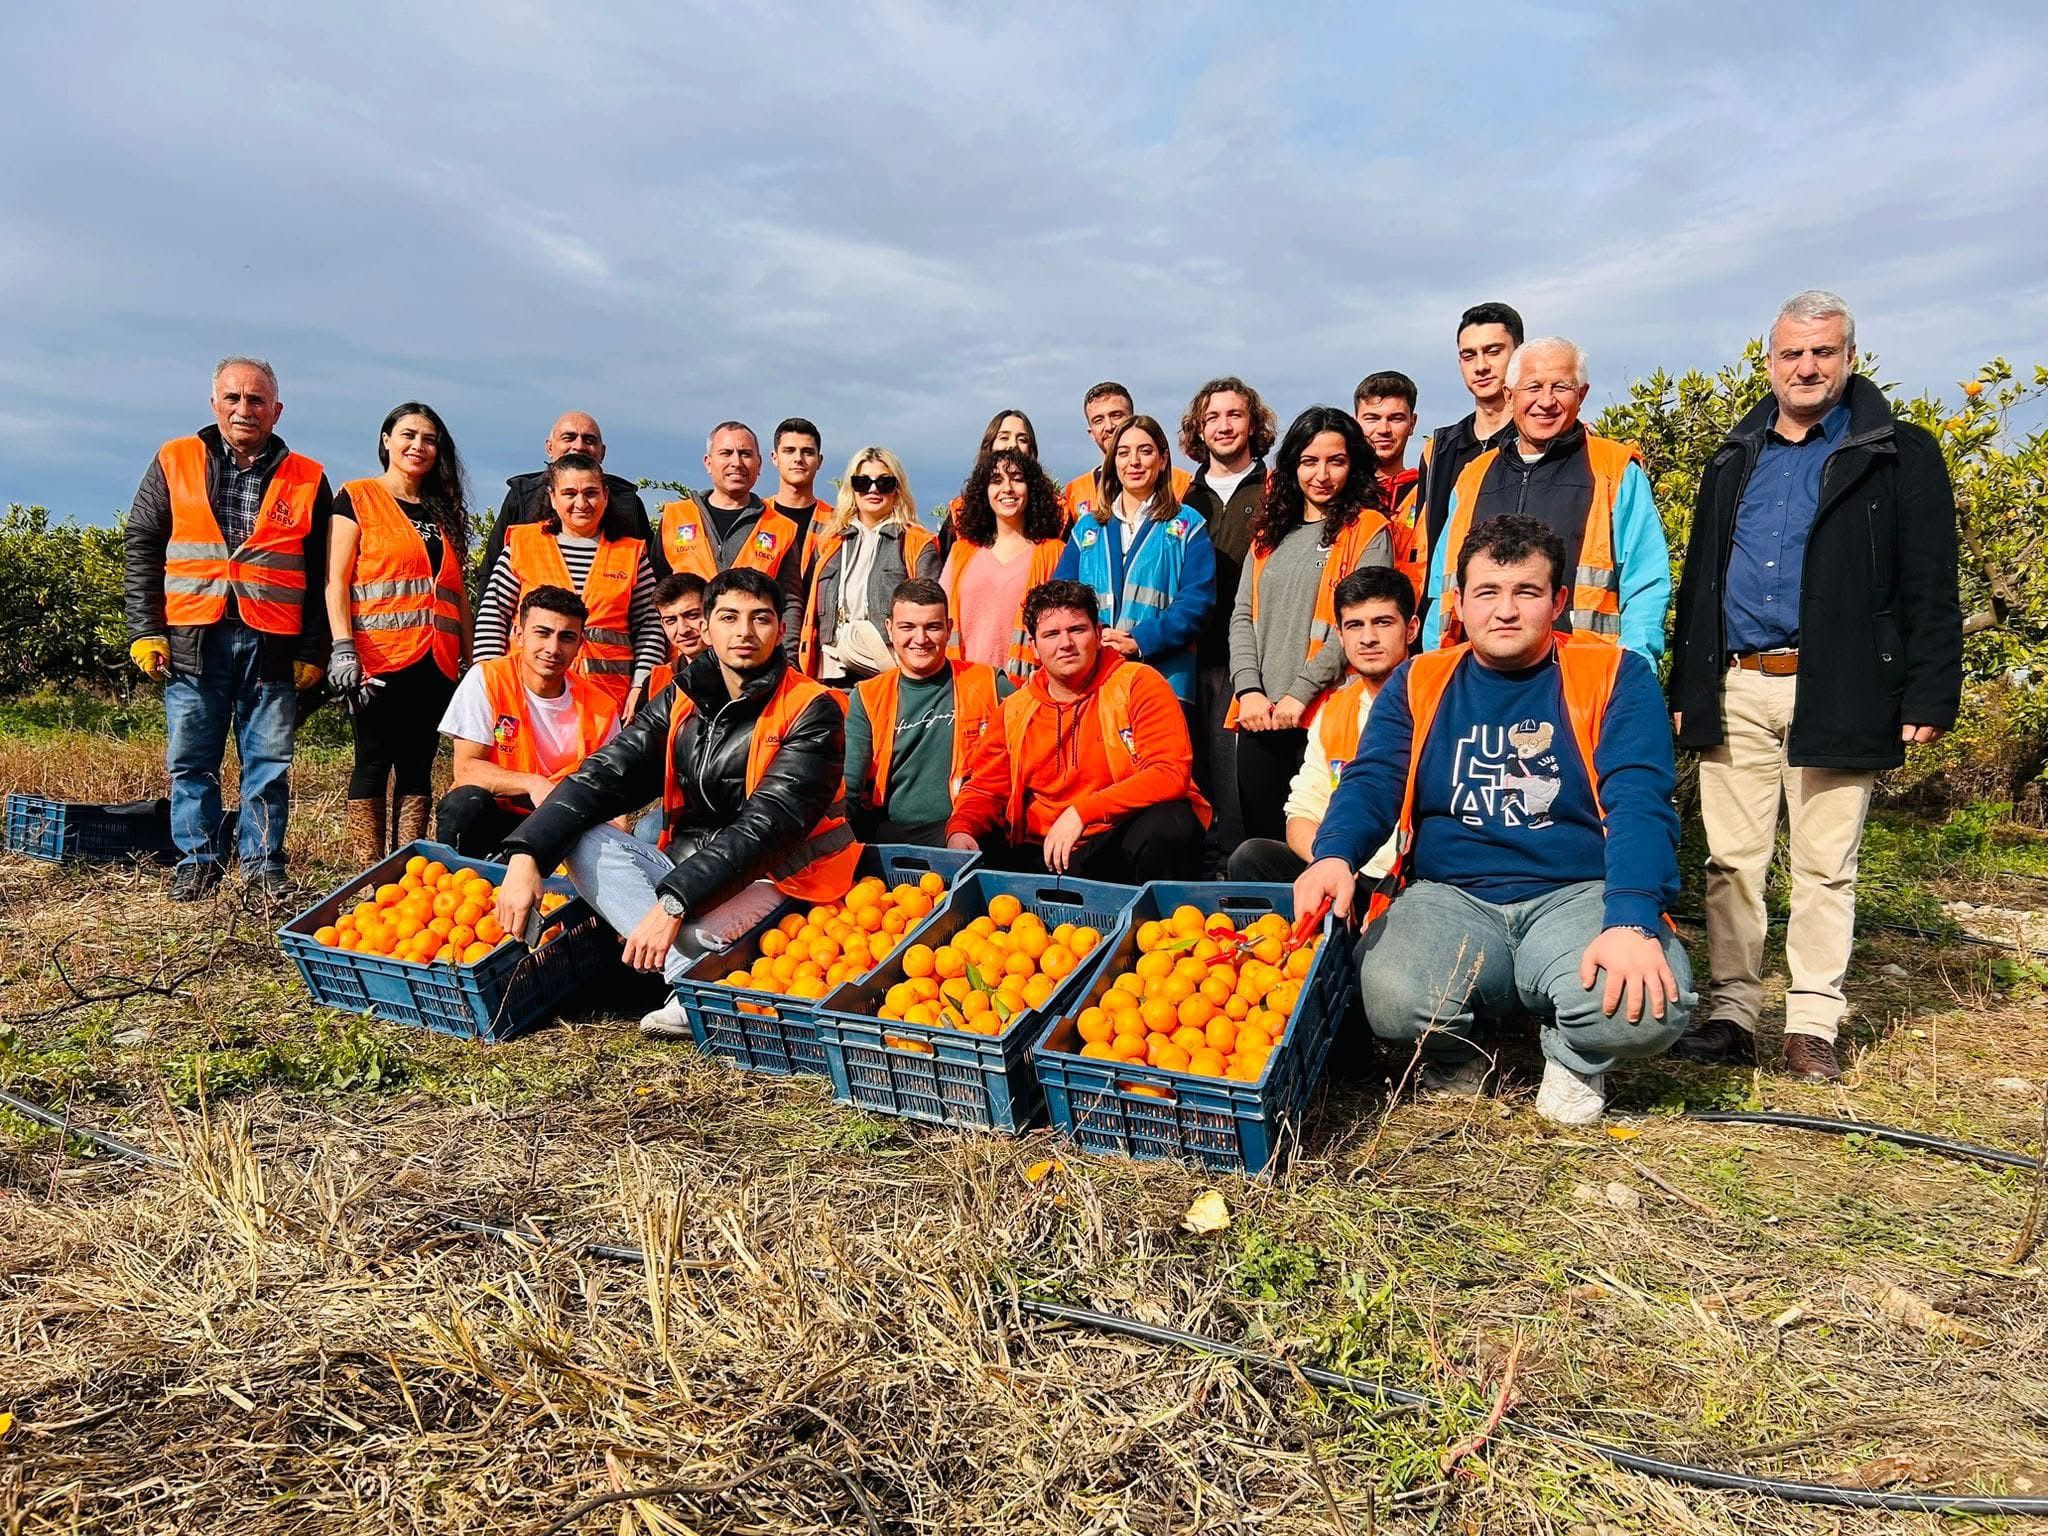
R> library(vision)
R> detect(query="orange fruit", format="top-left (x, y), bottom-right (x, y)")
top-left (1176, 994), bottom-right (1214, 1032)
top-left (461, 941), bottom-right (492, 964)
top-left (1205, 911), bottom-right (1237, 936)
top-left (1012, 925), bottom-right (1048, 961)
top-left (1003, 951), bottom-right (1035, 979)
top-left (1169, 904), bottom-right (1204, 937)
top-left (908, 977), bottom-right (940, 1002)
top-left (1205, 1017), bottom-right (1239, 1053)
top-left (1080, 1042), bottom-right (1117, 1060)
top-left (1077, 1008), bottom-right (1113, 1044)
top-left (1154, 1042), bottom-right (1191, 1072)
top-left (962, 990), bottom-right (993, 1019)
top-left (1136, 919), bottom-right (1166, 952)
top-left (1188, 1049), bottom-right (1226, 1076)
top-left (1235, 1025), bottom-right (1273, 1056)
top-left (1139, 998), bottom-right (1177, 1034)
top-left (375, 883), bottom-right (404, 908)
top-left (336, 931), bottom-right (362, 951)
top-left (778, 912), bottom-right (806, 939)
top-left (1022, 975), bottom-right (1055, 1009)
top-left (1115, 972), bottom-right (1146, 999)
top-left (474, 914), bottom-right (505, 945)
top-left (1199, 973), bottom-right (1234, 1007)
top-left (988, 894), bottom-right (1024, 927)
top-left (453, 899), bottom-right (485, 929)
top-left (404, 855), bottom-right (428, 877)
top-left (903, 1002), bottom-right (940, 1027)
top-left (880, 907), bottom-right (909, 935)
top-left (902, 944), bottom-right (936, 979)
top-left (314, 925), bottom-right (340, 946)
top-left (421, 861), bottom-right (449, 885)
top-left (1071, 926), bottom-right (1102, 957)
top-left (1161, 975), bottom-right (1197, 1006)
top-left (933, 945), bottom-right (966, 980)
top-left (1285, 948), bottom-right (1314, 980)
top-left (1171, 1024), bottom-right (1208, 1054)
top-left (758, 929), bottom-right (788, 959)
top-left (899, 889), bottom-right (934, 920)
top-left (447, 924), bottom-right (474, 950)
top-left (919, 870), bottom-right (945, 896)
top-left (1135, 951), bottom-right (1172, 983)
top-left (808, 937), bottom-right (840, 966)
top-left (1041, 944), bottom-right (1077, 980)
top-left (1110, 1033), bottom-right (1148, 1061)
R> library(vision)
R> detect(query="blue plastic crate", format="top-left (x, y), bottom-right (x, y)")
top-left (671, 844), bottom-right (980, 1079)
top-left (815, 872), bottom-right (1142, 1132)
top-left (3, 794), bottom-right (185, 864)
top-left (277, 840), bottom-right (616, 1042)
top-left (1031, 882), bottom-right (1345, 1173)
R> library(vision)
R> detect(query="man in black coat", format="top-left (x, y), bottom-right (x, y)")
top-left (1667, 291), bottom-right (1962, 1082)
top-left (479, 410), bottom-right (652, 575)
top-left (492, 567), bottom-right (849, 1039)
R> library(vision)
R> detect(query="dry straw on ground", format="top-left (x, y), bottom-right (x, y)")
top-left (4, 734), bottom-right (2048, 1533)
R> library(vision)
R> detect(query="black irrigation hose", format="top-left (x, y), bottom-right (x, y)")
top-left (1670, 909), bottom-right (2031, 955)
top-left (1690, 1110), bottom-right (2042, 1173)
top-left (8, 1092), bottom-right (2048, 1514)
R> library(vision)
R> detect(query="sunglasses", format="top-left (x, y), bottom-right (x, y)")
top-left (849, 474), bottom-right (899, 495)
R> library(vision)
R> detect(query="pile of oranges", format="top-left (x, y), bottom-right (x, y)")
top-left (717, 871), bottom-right (948, 1004)
top-left (311, 854), bottom-right (567, 967)
top-left (1069, 904), bottom-right (1317, 1082)
top-left (872, 891), bottom-right (1103, 1041)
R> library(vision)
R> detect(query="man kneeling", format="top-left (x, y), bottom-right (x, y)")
top-left (1295, 515), bottom-right (1694, 1124)
top-left (493, 568), bottom-right (854, 1038)
top-left (946, 579), bottom-right (1209, 881)
top-left (436, 585), bottom-right (620, 856)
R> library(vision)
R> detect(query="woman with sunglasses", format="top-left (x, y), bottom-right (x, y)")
top-left (1228, 406), bottom-right (1398, 842)
top-left (793, 447), bottom-right (938, 686)
top-left (1052, 413), bottom-right (1215, 706)
top-left (942, 447), bottom-right (1069, 682)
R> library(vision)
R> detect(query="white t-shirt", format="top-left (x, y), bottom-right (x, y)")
top-left (1284, 682), bottom-right (1396, 879)
top-left (439, 666), bottom-right (618, 777)
top-left (1204, 464), bottom-right (1255, 505)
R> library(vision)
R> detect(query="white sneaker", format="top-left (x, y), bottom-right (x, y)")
top-left (1535, 1061), bottom-right (1607, 1126)
top-left (1419, 1056), bottom-right (1490, 1098)
top-left (637, 997), bottom-right (691, 1041)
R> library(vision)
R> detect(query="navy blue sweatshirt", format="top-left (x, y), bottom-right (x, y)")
top-left (1311, 645), bottom-right (1679, 930)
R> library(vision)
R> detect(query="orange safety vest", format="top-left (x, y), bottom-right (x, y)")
top-left (658, 498), bottom-right (798, 582)
top-left (646, 660), bottom-right (677, 699)
top-left (1306, 674), bottom-right (1370, 786)
top-left (341, 479), bottom-right (465, 679)
top-left (1363, 636), bottom-right (1624, 922)
top-left (658, 668), bottom-right (860, 901)
top-left (996, 662), bottom-right (1212, 840)
top-left (856, 659), bottom-right (1001, 812)
top-left (476, 654), bottom-right (619, 809)
top-left (1224, 512), bottom-right (1389, 728)
top-left (795, 521), bottom-right (940, 677)
top-left (941, 537), bottom-right (1065, 683)
top-left (1435, 434), bottom-right (1642, 646)
top-left (158, 436), bottom-right (322, 635)
top-left (506, 523), bottom-right (642, 707)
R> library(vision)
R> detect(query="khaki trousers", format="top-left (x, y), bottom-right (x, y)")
top-left (1699, 665), bottom-right (1875, 1042)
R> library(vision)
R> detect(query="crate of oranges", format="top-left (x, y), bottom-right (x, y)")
top-left (278, 841), bottom-right (614, 1041)
top-left (812, 872), bottom-right (1141, 1132)
top-left (668, 845), bottom-right (980, 1077)
top-left (1031, 883), bottom-right (1345, 1173)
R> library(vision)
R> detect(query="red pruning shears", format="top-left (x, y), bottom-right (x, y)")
top-left (1287, 895), bottom-right (1334, 956)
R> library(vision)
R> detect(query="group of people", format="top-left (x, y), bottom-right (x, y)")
top-left (120, 286), bottom-right (1963, 1125)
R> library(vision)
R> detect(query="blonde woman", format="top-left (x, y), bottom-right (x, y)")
top-left (793, 446), bottom-right (940, 685)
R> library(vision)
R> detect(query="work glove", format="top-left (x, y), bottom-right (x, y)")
top-left (327, 639), bottom-right (366, 695)
top-left (293, 661), bottom-right (324, 691)
top-left (129, 637), bottom-right (170, 679)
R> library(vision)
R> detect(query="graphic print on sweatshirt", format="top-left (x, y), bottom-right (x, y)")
top-left (1448, 715), bottom-right (1564, 829)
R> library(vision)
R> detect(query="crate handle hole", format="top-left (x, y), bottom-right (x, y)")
top-left (1117, 1079), bottom-right (1179, 1103)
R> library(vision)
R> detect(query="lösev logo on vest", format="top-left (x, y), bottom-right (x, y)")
top-left (1449, 718), bottom-right (1563, 829)
top-left (677, 523), bottom-right (697, 543)
top-left (493, 715), bottom-right (521, 750)
top-left (754, 529), bottom-right (778, 554)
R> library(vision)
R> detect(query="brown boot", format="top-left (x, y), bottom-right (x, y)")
top-left (1781, 1034), bottom-right (1843, 1084)
top-left (346, 795), bottom-right (387, 871)
top-left (393, 794), bottom-right (432, 850)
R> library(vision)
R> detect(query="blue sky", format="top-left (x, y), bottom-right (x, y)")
top-left (4, 1), bottom-right (2044, 525)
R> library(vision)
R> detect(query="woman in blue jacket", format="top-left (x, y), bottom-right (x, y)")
top-left (1053, 414), bottom-right (1216, 708)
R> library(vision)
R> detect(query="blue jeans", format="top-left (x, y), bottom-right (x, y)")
top-left (1355, 879), bottom-right (1695, 1076)
top-left (163, 623), bottom-right (298, 875)
top-left (564, 825), bottom-right (701, 985)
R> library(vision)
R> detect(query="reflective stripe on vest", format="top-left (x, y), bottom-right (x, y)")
top-left (941, 537), bottom-right (1064, 683)
top-left (507, 523), bottom-right (643, 704)
top-left (1386, 637), bottom-right (1623, 896)
top-left (342, 479), bottom-right (464, 678)
top-left (158, 436), bottom-right (320, 635)
top-left (659, 498), bottom-right (798, 583)
top-left (857, 659), bottom-right (1001, 811)
top-left (1435, 435), bottom-right (1641, 646)
top-left (1224, 513), bottom-right (1388, 729)
top-left (796, 521), bottom-right (938, 677)
top-left (658, 668), bottom-right (860, 901)
top-left (476, 654), bottom-right (619, 809)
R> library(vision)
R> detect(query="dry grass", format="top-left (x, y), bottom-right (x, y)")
top-left (4, 723), bottom-right (2048, 1534)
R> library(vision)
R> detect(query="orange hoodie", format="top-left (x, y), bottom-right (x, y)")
top-left (947, 651), bottom-right (1205, 845)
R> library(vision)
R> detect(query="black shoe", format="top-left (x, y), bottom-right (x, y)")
top-left (241, 867), bottom-right (298, 910)
top-left (1669, 1017), bottom-right (1757, 1066)
top-left (1781, 1034), bottom-right (1843, 1084)
top-left (169, 862), bottom-right (225, 902)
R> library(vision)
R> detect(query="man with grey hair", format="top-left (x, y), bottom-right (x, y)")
top-left (481, 409), bottom-right (652, 575)
top-left (1421, 336), bottom-right (1670, 659)
top-left (653, 420), bottom-right (805, 659)
top-left (1668, 290), bottom-right (1961, 1082)
top-left (123, 356), bottom-right (334, 901)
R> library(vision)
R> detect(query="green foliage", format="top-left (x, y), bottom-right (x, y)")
top-left (1230, 1227), bottom-right (1326, 1301)
top-left (0, 505), bottom-right (129, 695)
top-left (161, 1019), bottom-right (413, 1106)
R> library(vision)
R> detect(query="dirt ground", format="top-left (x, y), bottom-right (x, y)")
top-left (4, 728), bottom-right (2047, 1535)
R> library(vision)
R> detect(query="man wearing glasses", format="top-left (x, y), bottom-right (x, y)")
top-left (1420, 337), bottom-right (1670, 660)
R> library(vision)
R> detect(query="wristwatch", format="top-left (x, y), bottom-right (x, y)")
top-left (1616, 924), bottom-right (1658, 942)
top-left (659, 893), bottom-right (686, 919)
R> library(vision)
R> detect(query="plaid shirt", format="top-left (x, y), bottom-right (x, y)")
top-left (210, 435), bottom-right (283, 549)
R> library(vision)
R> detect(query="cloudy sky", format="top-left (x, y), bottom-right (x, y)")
top-left (4, 1), bottom-right (2044, 525)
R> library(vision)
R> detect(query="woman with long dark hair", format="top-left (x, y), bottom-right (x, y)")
top-left (1052, 414), bottom-right (1215, 704)
top-left (325, 401), bottom-right (473, 864)
top-left (471, 452), bottom-right (664, 717)
top-left (938, 408), bottom-right (1040, 563)
top-left (942, 447), bottom-right (1068, 681)
top-left (1227, 405), bottom-right (1397, 841)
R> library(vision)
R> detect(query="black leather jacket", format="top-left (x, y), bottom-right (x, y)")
top-left (503, 649), bottom-right (845, 913)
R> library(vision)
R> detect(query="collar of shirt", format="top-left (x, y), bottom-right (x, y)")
top-left (1765, 400), bottom-right (1850, 449)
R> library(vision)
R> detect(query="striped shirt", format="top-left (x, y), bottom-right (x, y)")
top-left (472, 533), bottom-right (665, 684)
